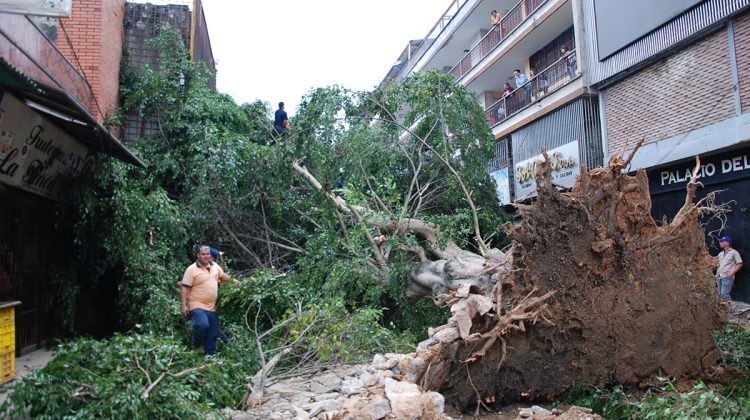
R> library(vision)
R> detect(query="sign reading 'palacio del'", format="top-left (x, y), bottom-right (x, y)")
top-left (647, 147), bottom-right (750, 194)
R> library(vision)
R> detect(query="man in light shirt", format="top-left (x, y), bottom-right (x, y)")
top-left (514, 69), bottom-right (530, 107)
top-left (181, 245), bottom-right (235, 355)
top-left (716, 236), bottom-right (743, 301)
top-left (513, 69), bottom-right (529, 89)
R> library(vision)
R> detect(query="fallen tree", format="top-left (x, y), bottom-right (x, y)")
top-left (293, 146), bottom-right (725, 412)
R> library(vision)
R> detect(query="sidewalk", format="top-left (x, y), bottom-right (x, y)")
top-left (0, 347), bottom-right (56, 406)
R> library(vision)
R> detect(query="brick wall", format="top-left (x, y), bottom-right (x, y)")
top-left (99, 0), bottom-right (125, 127)
top-left (603, 27), bottom-right (736, 155)
top-left (56, 0), bottom-right (125, 124)
top-left (734, 11), bottom-right (750, 114)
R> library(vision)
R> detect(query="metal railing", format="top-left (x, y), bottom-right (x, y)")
top-left (391, 0), bottom-right (468, 83)
top-left (451, 0), bottom-right (547, 79)
top-left (484, 49), bottom-right (578, 127)
top-left (0, 13), bottom-right (94, 111)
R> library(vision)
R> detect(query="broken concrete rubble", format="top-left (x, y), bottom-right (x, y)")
top-left (227, 359), bottom-right (450, 419)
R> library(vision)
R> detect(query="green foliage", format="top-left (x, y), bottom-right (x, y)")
top-left (218, 271), bottom-right (416, 365)
top-left (716, 322), bottom-right (750, 372)
top-left (631, 379), bottom-right (750, 419)
top-left (560, 383), bottom-right (631, 419)
top-left (51, 159), bottom-right (189, 332)
top-left (0, 333), bottom-right (253, 419)
top-left (290, 300), bottom-right (416, 364)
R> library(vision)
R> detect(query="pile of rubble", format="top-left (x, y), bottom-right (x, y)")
top-left (223, 354), bottom-right (446, 420)
top-left (223, 353), bottom-right (601, 419)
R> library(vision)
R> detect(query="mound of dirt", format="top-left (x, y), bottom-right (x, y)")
top-left (406, 152), bottom-right (723, 411)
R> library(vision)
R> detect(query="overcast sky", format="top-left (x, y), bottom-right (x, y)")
top-left (201, 1), bottom-right (451, 116)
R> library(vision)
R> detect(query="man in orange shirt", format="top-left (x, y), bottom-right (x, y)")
top-left (181, 245), bottom-right (233, 355)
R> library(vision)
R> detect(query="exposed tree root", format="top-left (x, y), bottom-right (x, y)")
top-left (388, 151), bottom-right (723, 411)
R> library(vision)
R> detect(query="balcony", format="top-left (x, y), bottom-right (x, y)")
top-left (485, 49), bottom-right (578, 127)
top-left (382, 0), bottom-right (470, 86)
top-left (0, 13), bottom-right (93, 111)
top-left (450, 0), bottom-right (548, 80)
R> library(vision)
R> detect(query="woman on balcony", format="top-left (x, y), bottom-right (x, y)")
top-left (496, 82), bottom-right (514, 122)
top-left (490, 10), bottom-right (504, 39)
top-left (491, 10), bottom-right (502, 26)
top-left (502, 82), bottom-right (514, 97)
top-left (560, 46), bottom-right (576, 80)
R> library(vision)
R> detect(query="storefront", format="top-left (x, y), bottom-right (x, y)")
top-left (0, 59), bottom-right (143, 353)
top-left (490, 96), bottom-right (603, 203)
top-left (648, 144), bottom-right (750, 302)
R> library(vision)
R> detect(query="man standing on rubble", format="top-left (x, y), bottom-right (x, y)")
top-left (716, 236), bottom-right (743, 301)
top-left (181, 244), bottom-right (235, 355)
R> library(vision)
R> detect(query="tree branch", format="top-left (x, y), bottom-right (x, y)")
top-left (217, 213), bottom-right (265, 267)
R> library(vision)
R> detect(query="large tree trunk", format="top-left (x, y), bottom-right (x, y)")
top-left (397, 152), bottom-right (723, 410)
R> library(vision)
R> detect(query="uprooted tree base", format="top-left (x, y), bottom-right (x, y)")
top-left (400, 152), bottom-right (723, 412)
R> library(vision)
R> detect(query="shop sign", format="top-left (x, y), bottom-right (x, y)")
top-left (0, 0), bottom-right (72, 17)
top-left (514, 141), bottom-right (580, 199)
top-left (0, 92), bottom-right (96, 199)
top-left (490, 167), bottom-right (511, 205)
top-left (648, 147), bottom-right (750, 194)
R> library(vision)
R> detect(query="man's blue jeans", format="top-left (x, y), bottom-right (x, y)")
top-left (190, 309), bottom-right (219, 355)
top-left (717, 277), bottom-right (734, 301)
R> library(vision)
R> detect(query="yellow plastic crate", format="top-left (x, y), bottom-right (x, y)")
top-left (0, 350), bottom-right (13, 383)
top-left (0, 304), bottom-right (17, 383)
top-left (0, 327), bottom-right (13, 353)
top-left (0, 307), bottom-right (13, 327)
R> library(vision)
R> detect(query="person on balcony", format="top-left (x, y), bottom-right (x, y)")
top-left (490, 10), bottom-right (503, 38)
top-left (514, 69), bottom-right (529, 89)
top-left (560, 46), bottom-right (576, 80)
top-left (501, 82), bottom-right (515, 115)
top-left (491, 10), bottom-right (502, 26)
top-left (529, 68), bottom-right (548, 99)
top-left (502, 82), bottom-right (514, 97)
top-left (514, 69), bottom-right (531, 106)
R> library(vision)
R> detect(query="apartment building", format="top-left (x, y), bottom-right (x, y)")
top-left (385, 0), bottom-right (750, 299)
top-left (0, 1), bottom-right (142, 352)
top-left (579, 0), bottom-right (750, 300)
top-left (381, 0), bottom-right (603, 203)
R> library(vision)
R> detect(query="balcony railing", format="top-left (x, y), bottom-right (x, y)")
top-left (0, 13), bottom-right (93, 111)
top-left (451, 0), bottom-right (547, 80)
top-left (484, 49), bottom-right (578, 127)
top-left (391, 0), bottom-right (468, 83)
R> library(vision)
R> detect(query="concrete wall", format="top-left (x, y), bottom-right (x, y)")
top-left (735, 11), bottom-right (750, 114)
top-left (191, 0), bottom-right (216, 89)
top-left (602, 26), bottom-right (736, 156)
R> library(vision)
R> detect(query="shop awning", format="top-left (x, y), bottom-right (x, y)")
top-left (0, 58), bottom-right (145, 168)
